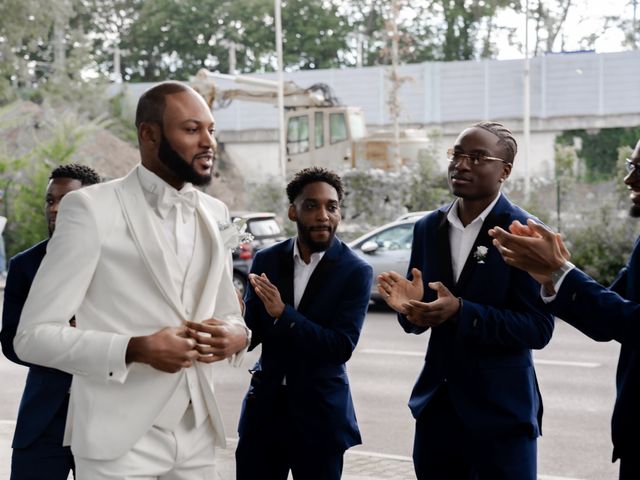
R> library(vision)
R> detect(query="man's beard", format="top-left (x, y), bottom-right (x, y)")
top-left (297, 221), bottom-right (335, 252)
top-left (158, 132), bottom-right (212, 187)
top-left (630, 204), bottom-right (640, 218)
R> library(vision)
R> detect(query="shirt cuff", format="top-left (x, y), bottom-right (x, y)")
top-left (541, 262), bottom-right (575, 303)
top-left (107, 334), bottom-right (132, 383)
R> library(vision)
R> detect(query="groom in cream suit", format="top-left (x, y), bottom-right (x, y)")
top-left (13, 82), bottom-right (250, 479)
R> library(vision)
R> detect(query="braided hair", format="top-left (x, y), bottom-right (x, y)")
top-left (473, 121), bottom-right (518, 164)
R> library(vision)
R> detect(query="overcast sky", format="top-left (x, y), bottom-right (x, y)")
top-left (496, 0), bottom-right (635, 59)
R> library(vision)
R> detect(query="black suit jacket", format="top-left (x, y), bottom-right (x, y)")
top-left (238, 236), bottom-right (372, 452)
top-left (400, 195), bottom-right (555, 439)
top-left (550, 236), bottom-right (640, 460)
top-left (0, 239), bottom-right (72, 449)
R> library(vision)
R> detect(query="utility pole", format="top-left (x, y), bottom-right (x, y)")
top-left (113, 46), bottom-right (122, 83)
top-left (633, 0), bottom-right (638, 49)
top-left (274, 0), bottom-right (286, 178)
top-left (523, 0), bottom-right (531, 204)
top-left (219, 39), bottom-right (245, 74)
top-left (389, 0), bottom-right (401, 168)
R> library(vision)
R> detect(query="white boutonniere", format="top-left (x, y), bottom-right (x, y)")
top-left (217, 218), bottom-right (254, 251)
top-left (473, 245), bottom-right (488, 264)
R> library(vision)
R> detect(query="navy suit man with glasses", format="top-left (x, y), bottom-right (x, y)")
top-left (378, 121), bottom-right (554, 480)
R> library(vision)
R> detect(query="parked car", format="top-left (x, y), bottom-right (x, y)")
top-left (231, 211), bottom-right (286, 296)
top-left (395, 210), bottom-right (432, 221)
top-left (348, 212), bottom-right (431, 303)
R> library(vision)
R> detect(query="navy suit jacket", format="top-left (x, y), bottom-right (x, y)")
top-left (401, 195), bottom-right (555, 438)
top-left (549, 236), bottom-right (640, 460)
top-left (238, 237), bottom-right (372, 453)
top-left (0, 240), bottom-right (72, 449)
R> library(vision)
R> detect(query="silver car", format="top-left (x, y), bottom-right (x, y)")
top-left (348, 212), bottom-right (431, 302)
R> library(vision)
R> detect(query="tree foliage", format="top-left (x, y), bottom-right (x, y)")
top-left (0, 102), bottom-right (102, 256)
top-left (556, 127), bottom-right (640, 182)
top-left (565, 205), bottom-right (638, 286)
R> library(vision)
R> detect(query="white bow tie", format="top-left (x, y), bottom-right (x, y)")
top-left (156, 187), bottom-right (198, 222)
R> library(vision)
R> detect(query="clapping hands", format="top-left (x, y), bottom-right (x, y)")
top-left (378, 268), bottom-right (460, 328)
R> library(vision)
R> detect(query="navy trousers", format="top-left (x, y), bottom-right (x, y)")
top-left (413, 386), bottom-right (536, 480)
top-left (11, 400), bottom-right (74, 480)
top-left (236, 386), bottom-right (344, 480)
top-left (619, 455), bottom-right (640, 480)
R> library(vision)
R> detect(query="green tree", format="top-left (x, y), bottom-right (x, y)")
top-left (565, 205), bottom-right (638, 286)
top-left (435, 0), bottom-right (517, 61)
top-left (557, 127), bottom-right (640, 182)
top-left (0, 103), bottom-right (102, 256)
top-left (112, 0), bottom-right (352, 81)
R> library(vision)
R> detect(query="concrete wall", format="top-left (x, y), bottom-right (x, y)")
top-left (109, 50), bottom-right (640, 181)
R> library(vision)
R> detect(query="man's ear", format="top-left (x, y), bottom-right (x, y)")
top-left (287, 204), bottom-right (297, 222)
top-left (139, 122), bottom-right (159, 146)
top-left (501, 162), bottom-right (513, 182)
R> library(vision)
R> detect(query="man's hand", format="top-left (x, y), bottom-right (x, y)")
top-left (488, 218), bottom-right (570, 286)
top-left (249, 273), bottom-right (285, 318)
top-left (185, 318), bottom-right (248, 363)
top-left (126, 326), bottom-right (199, 373)
top-left (402, 282), bottom-right (460, 328)
top-left (377, 268), bottom-right (424, 314)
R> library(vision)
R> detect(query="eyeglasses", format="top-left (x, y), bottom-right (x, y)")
top-left (626, 158), bottom-right (640, 174)
top-left (447, 148), bottom-right (508, 167)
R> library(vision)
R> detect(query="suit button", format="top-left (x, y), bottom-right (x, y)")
top-left (109, 372), bottom-right (113, 377)
top-left (472, 318), bottom-right (478, 327)
top-left (571, 293), bottom-right (577, 301)
top-left (289, 322), bottom-right (296, 328)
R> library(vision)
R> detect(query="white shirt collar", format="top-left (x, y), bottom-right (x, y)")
top-left (447, 192), bottom-right (502, 230)
top-left (293, 238), bottom-right (325, 266)
top-left (137, 164), bottom-right (195, 198)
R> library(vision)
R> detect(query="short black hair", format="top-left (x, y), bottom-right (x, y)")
top-left (473, 121), bottom-right (518, 164)
top-left (286, 167), bottom-right (344, 204)
top-left (135, 81), bottom-right (191, 129)
top-left (50, 164), bottom-right (101, 185)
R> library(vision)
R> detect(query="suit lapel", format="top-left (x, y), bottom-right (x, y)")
top-left (191, 201), bottom-right (224, 322)
top-left (279, 239), bottom-right (295, 307)
top-left (115, 167), bottom-right (184, 316)
top-left (436, 208), bottom-right (454, 290)
top-left (455, 197), bottom-right (510, 291)
top-left (297, 238), bottom-right (339, 314)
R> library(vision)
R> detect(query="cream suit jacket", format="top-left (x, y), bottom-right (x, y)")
top-left (14, 166), bottom-right (246, 460)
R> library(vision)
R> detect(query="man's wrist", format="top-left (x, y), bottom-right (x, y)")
top-left (125, 335), bottom-right (149, 364)
top-left (550, 261), bottom-right (574, 285)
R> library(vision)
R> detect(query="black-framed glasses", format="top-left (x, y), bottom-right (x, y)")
top-left (625, 158), bottom-right (640, 174)
top-left (447, 148), bottom-right (508, 167)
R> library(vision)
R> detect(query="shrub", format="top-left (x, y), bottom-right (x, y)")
top-left (564, 206), bottom-right (639, 286)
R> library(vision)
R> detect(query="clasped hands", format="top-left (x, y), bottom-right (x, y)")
top-left (377, 268), bottom-right (460, 328)
top-left (129, 319), bottom-right (248, 374)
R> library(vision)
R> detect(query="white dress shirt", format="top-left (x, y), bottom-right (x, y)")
top-left (447, 193), bottom-right (501, 283)
top-left (293, 239), bottom-right (326, 309)
top-left (137, 165), bottom-right (197, 271)
top-left (278, 239), bottom-right (325, 386)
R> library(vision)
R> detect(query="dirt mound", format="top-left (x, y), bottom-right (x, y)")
top-left (0, 100), bottom-right (243, 208)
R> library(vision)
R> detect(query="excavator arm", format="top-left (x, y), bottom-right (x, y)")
top-left (190, 68), bottom-right (339, 110)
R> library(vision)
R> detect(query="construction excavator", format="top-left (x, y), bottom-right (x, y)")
top-left (190, 68), bottom-right (431, 174)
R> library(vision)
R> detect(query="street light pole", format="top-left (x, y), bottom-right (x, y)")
top-left (274, 0), bottom-right (286, 178)
top-left (523, 0), bottom-right (531, 204)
